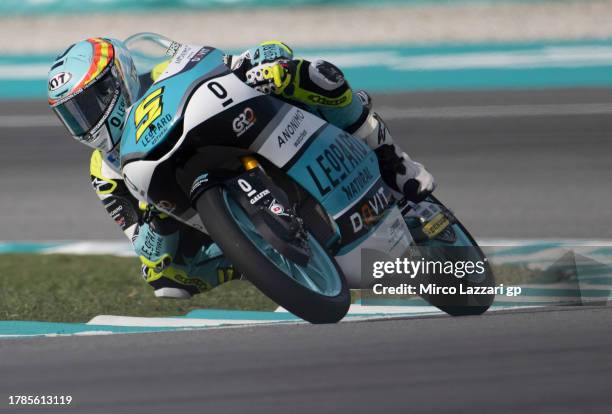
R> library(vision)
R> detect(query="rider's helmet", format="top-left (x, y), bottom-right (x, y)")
top-left (47, 37), bottom-right (141, 152)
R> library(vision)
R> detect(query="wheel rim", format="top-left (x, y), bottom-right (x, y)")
top-left (223, 190), bottom-right (342, 297)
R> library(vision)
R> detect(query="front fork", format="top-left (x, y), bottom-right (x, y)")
top-left (221, 156), bottom-right (311, 266)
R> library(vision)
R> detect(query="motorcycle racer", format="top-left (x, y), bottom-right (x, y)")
top-left (47, 36), bottom-right (434, 299)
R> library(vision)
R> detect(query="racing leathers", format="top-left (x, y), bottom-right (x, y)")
top-left (91, 40), bottom-right (434, 298)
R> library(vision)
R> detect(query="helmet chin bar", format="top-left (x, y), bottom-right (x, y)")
top-left (78, 88), bottom-right (127, 152)
top-left (77, 122), bottom-right (114, 152)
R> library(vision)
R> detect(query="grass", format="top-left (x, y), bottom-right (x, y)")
top-left (0, 254), bottom-right (276, 322)
top-left (0, 254), bottom-right (559, 322)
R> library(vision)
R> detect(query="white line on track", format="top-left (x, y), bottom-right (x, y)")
top-left (2, 102), bottom-right (611, 129)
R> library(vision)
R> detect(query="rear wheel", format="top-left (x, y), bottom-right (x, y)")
top-left (196, 186), bottom-right (350, 324)
top-left (412, 196), bottom-right (495, 316)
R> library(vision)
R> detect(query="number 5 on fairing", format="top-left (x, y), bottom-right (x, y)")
top-left (134, 87), bottom-right (164, 142)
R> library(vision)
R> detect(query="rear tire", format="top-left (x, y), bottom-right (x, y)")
top-left (417, 197), bottom-right (495, 316)
top-left (196, 186), bottom-right (350, 324)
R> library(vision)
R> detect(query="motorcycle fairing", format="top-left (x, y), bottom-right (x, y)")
top-left (121, 46), bottom-right (227, 163)
top-left (120, 44), bottom-right (409, 262)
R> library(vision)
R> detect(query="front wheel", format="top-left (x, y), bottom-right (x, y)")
top-left (196, 187), bottom-right (350, 324)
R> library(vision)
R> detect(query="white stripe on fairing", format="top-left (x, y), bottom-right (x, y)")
top-left (2, 102), bottom-right (612, 130)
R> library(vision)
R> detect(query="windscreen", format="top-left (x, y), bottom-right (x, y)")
top-left (124, 32), bottom-right (177, 76)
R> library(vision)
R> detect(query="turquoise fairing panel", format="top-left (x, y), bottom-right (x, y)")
top-left (120, 48), bottom-right (225, 161)
top-left (286, 125), bottom-right (380, 217)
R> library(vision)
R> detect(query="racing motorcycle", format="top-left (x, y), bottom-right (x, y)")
top-left (121, 33), bottom-right (495, 323)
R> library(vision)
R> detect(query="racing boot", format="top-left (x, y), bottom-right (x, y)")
top-left (353, 91), bottom-right (435, 203)
top-left (135, 206), bottom-right (238, 299)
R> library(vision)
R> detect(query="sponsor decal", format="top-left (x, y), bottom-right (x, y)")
top-left (250, 189), bottom-right (270, 204)
top-left (277, 109), bottom-right (306, 148)
top-left (269, 200), bottom-right (289, 216)
top-left (305, 132), bottom-right (371, 198)
top-left (373, 113), bottom-right (387, 145)
top-left (140, 228), bottom-right (164, 258)
top-left (83, 88), bottom-right (121, 146)
top-left (137, 113), bottom-right (172, 147)
top-left (232, 107), bottom-right (256, 137)
top-left (165, 41), bottom-right (181, 57)
top-left (237, 178), bottom-right (271, 205)
top-left (48, 72), bottom-right (71, 91)
top-left (334, 181), bottom-right (394, 246)
top-left (156, 44), bottom-right (208, 82)
top-left (256, 107), bottom-right (325, 167)
top-left (422, 213), bottom-right (450, 238)
top-left (181, 47), bottom-right (214, 74)
top-left (190, 47), bottom-right (212, 63)
top-left (90, 175), bottom-right (117, 194)
top-left (348, 186), bottom-right (393, 233)
top-left (133, 87), bottom-right (173, 147)
top-left (174, 45), bottom-right (194, 66)
top-left (108, 96), bottom-right (126, 131)
top-left (102, 196), bottom-right (139, 232)
top-left (340, 167), bottom-right (374, 201)
top-left (135, 87), bottom-right (164, 142)
top-left (308, 94), bottom-right (347, 106)
top-left (189, 173), bottom-right (209, 198)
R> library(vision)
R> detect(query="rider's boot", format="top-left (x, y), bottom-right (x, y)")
top-left (135, 207), bottom-right (238, 299)
top-left (351, 91), bottom-right (435, 203)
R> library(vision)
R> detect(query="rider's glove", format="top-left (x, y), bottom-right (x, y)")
top-left (248, 42), bottom-right (293, 66)
top-left (245, 60), bottom-right (294, 95)
top-left (225, 41), bottom-right (294, 90)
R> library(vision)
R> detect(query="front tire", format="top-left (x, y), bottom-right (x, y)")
top-left (196, 186), bottom-right (350, 324)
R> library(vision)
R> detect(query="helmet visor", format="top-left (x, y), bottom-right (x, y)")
top-left (51, 69), bottom-right (120, 137)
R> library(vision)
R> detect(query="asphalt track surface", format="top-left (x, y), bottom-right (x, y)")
top-left (1, 87), bottom-right (611, 240)
top-left (0, 306), bottom-right (610, 414)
